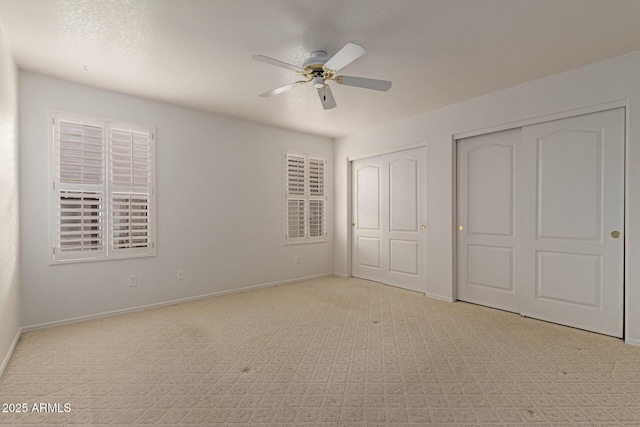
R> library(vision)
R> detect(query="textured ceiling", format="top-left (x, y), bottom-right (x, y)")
top-left (1, 0), bottom-right (640, 138)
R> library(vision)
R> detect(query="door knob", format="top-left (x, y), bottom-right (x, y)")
top-left (611, 230), bottom-right (621, 238)
top-left (352, 223), bottom-right (355, 227)
top-left (458, 225), bottom-right (464, 231)
top-left (422, 225), bottom-right (426, 230)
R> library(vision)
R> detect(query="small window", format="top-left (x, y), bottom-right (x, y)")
top-left (284, 152), bottom-right (327, 244)
top-left (51, 111), bottom-right (156, 263)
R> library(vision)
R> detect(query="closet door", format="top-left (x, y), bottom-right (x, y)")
top-left (352, 147), bottom-right (427, 292)
top-left (456, 109), bottom-right (624, 337)
top-left (456, 129), bottom-right (521, 313)
top-left (352, 157), bottom-right (385, 283)
top-left (386, 149), bottom-right (426, 292)
top-left (519, 109), bottom-right (624, 337)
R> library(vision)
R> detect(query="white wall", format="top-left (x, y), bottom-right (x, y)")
top-left (335, 49), bottom-right (640, 346)
top-left (0, 24), bottom-right (21, 374)
top-left (20, 72), bottom-right (334, 328)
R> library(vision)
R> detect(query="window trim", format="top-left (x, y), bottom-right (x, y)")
top-left (284, 150), bottom-right (328, 245)
top-left (49, 110), bottom-right (157, 264)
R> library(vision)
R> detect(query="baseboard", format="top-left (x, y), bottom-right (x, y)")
top-left (425, 292), bottom-right (455, 303)
top-left (23, 273), bottom-right (335, 332)
top-left (0, 327), bottom-right (22, 378)
top-left (625, 337), bottom-right (640, 347)
top-left (334, 272), bottom-right (349, 278)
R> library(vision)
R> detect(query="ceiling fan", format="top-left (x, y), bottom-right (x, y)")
top-left (252, 42), bottom-right (392, 110)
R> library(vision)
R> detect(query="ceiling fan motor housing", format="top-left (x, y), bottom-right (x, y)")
top-left (302, 50), bottom-right (328, 70)
top-left (302, 51), bottom-right (336, 86)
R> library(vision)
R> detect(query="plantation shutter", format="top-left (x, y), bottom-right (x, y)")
top-left (58, 191), bottom-right (104, 253)
top-left (308, 199), bottom-right (325, 238)
top-left (112, 193), bottom-right (151, 249)
top-left (109, 125), bottom-right (153, 255)
top-left (287, 199), bottom-right (306, 238)
top-left (308, 157), bottom-right (325, 196)
top-left (58, 120), bottom-right (104, 184)
top-left (51, 112), bottom-right (155, 263)
top-left (53, 116), bottom-right (106, 261)
top-left (284, 152), bottom-right (327, 243)
top-left (286, 154), bottom-right (306, 239)
top-left (308, 157), bottom-right (326, 240)
top-left (110, 127), bottom-right (151, 186)
top-left (287, 154), bottom-right (306, 195)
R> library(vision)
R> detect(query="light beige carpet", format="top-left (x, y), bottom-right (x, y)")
top-left (1, 276), bottom-right (640, 426)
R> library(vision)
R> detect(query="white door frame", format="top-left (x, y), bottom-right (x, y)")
top-left (452, 100), bottom-right (628, 338)
top-left (347, 143), bottom-right (427, 284)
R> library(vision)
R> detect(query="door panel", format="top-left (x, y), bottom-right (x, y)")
top-left (467, 245), bottom-right (514, 291)
top-left (352, 147), bottom-right (426, 292)
top-left (352, 161), bottom-right (384, 283)
top-left (468, 144), bottom-right (515, 236)
top-left (389, 239), bottom-right (418, 275)
top-left (520, 109), bottom-right (624, 337)
top-left (537, 129), bottom-right (602, 241)
top-left (390, 158), bottom-right (418, 232)
top-left (356, 166), bottom-right (381, 230)
top-left (457, 129), bottom-right (520, 313)
top-left (386, 149), bottom-right (426, 291)
top-left (536, 251), bottom-right (601, 307)
top-left (356, 237), bottom-right (381, 268)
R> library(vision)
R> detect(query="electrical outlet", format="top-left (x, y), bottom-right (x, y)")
top-left (129, 275), bottom-right (137, 287)
top-left (296, 256), bottom-right (301, 265)
top-left (177, 269), bottom-right (184, 280)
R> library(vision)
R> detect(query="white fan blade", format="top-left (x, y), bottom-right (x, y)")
top-left (336, 75), bottom-right (392, 91)
top-left (259, 81), bottom-right (305, 97)
top-left (252, 55), bottom-right (302, 72)
top-left (317, 85), bottom-right (337, 110)
top-left (324, 42), bottom-right (366, 72)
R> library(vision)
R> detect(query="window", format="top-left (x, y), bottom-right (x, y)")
top-left (51, 111), bottom-right (156, 263)
top-left (285, 152), bottom-right (327, 244)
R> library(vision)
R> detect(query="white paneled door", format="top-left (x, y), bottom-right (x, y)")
top-left (352, 147), bottom-right (427, 292)
top-left (456, 128), bottom-right (521, 313)
top-left (519, 109), bottom-right (624, 337)
top-left (457, 109), bottom-right (624, 337)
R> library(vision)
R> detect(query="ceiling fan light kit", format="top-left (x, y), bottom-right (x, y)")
top-left (252, 42), bottom-right (392, 110)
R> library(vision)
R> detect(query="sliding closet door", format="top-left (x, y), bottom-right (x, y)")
top-left (456, 129), bottom-right (521, 313)
top-left (352, 147), bottom-right (427, 292)
top-left (386, 148), bottom-right (426, 292)
top-left (456, 109), bottom-right (624, 337)
top-left (352, 156), bottom-right (385, 283)
top-left (519, 109), bottom-right (624, 337)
